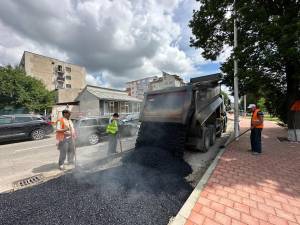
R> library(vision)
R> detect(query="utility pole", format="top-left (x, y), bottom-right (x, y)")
top-left (233, 0), bottom-right (240, 138)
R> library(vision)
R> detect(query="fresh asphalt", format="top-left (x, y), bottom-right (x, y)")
top-left (0, 122), bottom-right (233, 225)
top-left (0, 135), bottom-right (137, 192)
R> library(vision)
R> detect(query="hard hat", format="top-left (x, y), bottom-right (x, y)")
top-left (247, 104), bottom-right (256, 109)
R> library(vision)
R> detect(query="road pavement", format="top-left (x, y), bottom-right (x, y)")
top-left (0, 120), bottom-right (233, 193)
top-left (0, 135), bottom-right (136, 192)
top-left (0, 121), bottom-right (234, 225)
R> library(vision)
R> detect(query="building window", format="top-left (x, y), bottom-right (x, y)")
top-left (120, 102), bottom-right (129, 114)
top-left (109, 101), bottom-right (114, 114)
top-left (66, 75), bottom-right (71, 80)
top-left (57, 65), bottom-right (63, 72)
top-left (66, 67), bottom-right (71, 73)
top-left (66, 84), bottom-right (72, 88)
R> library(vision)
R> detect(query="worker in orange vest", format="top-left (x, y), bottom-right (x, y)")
top-left (56, 109), bottom-right (75, 170)
top-left (248, 104), bottom-right (264, 154)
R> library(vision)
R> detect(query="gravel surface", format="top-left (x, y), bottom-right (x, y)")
top-left (0, 147), bottom-right (193, 225)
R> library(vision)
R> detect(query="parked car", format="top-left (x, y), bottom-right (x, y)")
top-left (72, 116), bottom-right (139, 145)
top-left (0, 114), bottom-right (54, 142)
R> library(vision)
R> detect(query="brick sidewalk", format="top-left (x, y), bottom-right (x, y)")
top-left (185, 119), bottom-right (300, 225)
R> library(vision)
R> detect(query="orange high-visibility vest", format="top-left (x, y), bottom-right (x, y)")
top-left (251, 109), bottom-right (264, 129)
top-left (56, 118), bottom-right (66, 141)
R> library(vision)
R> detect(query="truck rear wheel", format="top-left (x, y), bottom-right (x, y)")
top-left (208, 125), bottom-right (216, 146)
top-left (197, 127), bottom-right (210, 152)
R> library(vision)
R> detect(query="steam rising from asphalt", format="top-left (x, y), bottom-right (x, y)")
top-left (0, 146), bottom-right (193, 225)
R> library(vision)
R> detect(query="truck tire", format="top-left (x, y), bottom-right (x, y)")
top-left (197, 127), bottom-right (210, 152)
top-left (208, 125), bottom-right (216, 146)
top-left (216, 122), bottom-right (224, 137)
top-left (223, 122), bottom-right (227, 133)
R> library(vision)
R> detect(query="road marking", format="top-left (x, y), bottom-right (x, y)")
top-left (14, 144), bottom-right (56, 152)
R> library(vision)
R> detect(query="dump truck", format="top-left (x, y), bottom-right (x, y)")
top-left (135, 73), bottom-right (227, 157)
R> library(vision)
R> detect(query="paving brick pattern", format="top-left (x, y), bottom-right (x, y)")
top-left (185, 119), bottom-right (300, 225)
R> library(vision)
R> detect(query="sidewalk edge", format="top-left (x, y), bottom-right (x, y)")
top-left (170, 132), bottom-right (234, 225)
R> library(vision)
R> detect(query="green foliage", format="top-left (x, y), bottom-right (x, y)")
top-left (257, 97), bottom-right (267, 112)
top-left (190, 0), bottom-right (300, 125)
top-left (221, 90), bottom-right (231, 109)
top-left (0, 66), bottom-right (55, 113)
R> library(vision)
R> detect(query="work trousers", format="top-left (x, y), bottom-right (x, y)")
top-left (58, 138), bottom-right (75, 166)
top-left (108, 134), bottom-right (117, 154)
top-left (250, 128), bottom-right (262, 153)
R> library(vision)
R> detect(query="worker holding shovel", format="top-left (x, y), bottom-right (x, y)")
top-left (56, 109), bottom-right (76, 170)
top-left (248, 104), bottom-right (264, 155)
top-left (106, 113), bottom-right (119, 154)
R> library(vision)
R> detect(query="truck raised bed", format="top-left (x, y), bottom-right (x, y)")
top-left (135, 73), bottom-right (227, 157)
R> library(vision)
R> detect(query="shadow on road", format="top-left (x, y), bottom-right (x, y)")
top-left (32, 163), bottom-right (58, 173)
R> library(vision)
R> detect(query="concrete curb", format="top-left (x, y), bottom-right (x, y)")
top-left (170, 132), bottom-right (234, 225)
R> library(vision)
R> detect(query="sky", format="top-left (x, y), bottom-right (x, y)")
top-left (0, 0), bottom-right (231, 89)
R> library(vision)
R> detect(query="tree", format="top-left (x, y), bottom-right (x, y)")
top-left (0, 66), bottom-right (55, 113)
top-left (189, 0), bottom-right (300, 129)
top-left (221, 90), bottom-right (231, 109)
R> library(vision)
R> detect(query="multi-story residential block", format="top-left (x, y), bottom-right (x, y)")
top-left (149, 72), bottom-right (185, 91)
top-left (126, 76), bottom-right (157, 99)
top-left (19, 51), bottom-right (86, 93)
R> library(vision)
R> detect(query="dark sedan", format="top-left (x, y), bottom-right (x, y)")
top-left (72, 117), bottom-right (139, 145)
top-left (0, 114), bottom-right (54, 143)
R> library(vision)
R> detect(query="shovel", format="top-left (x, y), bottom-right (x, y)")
top-left (118, 133), bottom-right (123, 153)
top-left (69, 122), bottom-right (77, 169)
top-left (220, 128), bottom-right (251, 148)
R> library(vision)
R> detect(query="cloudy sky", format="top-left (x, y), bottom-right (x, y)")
top-left (0, 0), bottom-right (229, 89)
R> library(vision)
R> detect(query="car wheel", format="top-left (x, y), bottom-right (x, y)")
top-left (31, 129), bottom-right (46, 140)
top-left (88, 133), bottom-right (99, 145)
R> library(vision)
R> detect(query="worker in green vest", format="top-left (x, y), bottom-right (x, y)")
top-left (106, 113), bottom-right (119, 154)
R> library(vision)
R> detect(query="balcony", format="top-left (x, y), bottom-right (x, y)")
top-left (56, 65), bottom-right (65, 74)
top-left (56, 83), bottom-right (64, 89)
top-left (56, 76), bottom-right (65, 82)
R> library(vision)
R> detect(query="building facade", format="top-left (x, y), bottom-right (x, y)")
top-left (19, 51), bottom-right (86, 92)
top-left (149, 72), bottom-right (185, 91)
top-left (126, 76), bottom-right (157, 99)
top-left (76, 85), bottom-right (142, 117)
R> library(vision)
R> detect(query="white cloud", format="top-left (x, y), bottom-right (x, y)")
top-left (0, 0), bottom-right (220, 88)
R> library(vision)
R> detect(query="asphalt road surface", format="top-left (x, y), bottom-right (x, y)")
top-left (0, 135), bottom-right (136, 192)
top-left (0, 122), bottom-right (233, 225)
top-left (0, 146), bottom-right (194, 225)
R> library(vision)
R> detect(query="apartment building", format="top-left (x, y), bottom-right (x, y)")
top-left (149, 72), bottom-right (185, 91)
top-left (126, 76), bottom-right (157, 99)
top-left (19, 51), bottom-right (86, 102)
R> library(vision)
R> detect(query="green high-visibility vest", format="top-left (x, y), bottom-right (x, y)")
top-left (106, 119), bottom-right (118, 134)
